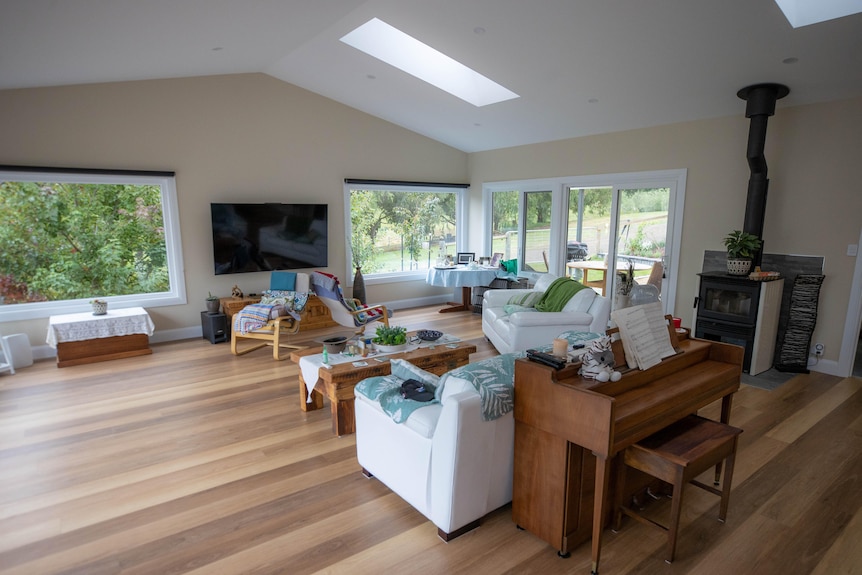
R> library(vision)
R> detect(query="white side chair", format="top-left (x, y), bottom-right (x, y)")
top-left (0, 335), bottom-right (16, 376)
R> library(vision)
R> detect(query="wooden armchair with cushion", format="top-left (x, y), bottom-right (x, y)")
top-left (230, 271), bottom-right (310, 360)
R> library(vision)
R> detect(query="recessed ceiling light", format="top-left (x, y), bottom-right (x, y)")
top-left (340, 18), bottom-right (519, 107)
top-left (773, 0), bottom-right (862, 28)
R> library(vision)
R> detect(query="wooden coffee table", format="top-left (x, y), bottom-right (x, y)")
top-left (290, 340), bottom-right (477, 436)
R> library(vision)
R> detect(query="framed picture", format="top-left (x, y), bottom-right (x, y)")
top-left (456, 252), bottom-right (475, 265)
top-left (490, 252), bottom-right (503, 267)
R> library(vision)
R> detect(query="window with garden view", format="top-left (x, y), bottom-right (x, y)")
top-left (345, 180), bottom-right (465, 281)
top-left (0, 167), bottom-right (185, 321)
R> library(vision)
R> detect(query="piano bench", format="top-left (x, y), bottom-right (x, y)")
top-left (613, 414), bottom-right (742, 564)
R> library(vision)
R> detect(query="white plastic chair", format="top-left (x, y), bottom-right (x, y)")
top-left (0, 336), bottom-right (15, 376)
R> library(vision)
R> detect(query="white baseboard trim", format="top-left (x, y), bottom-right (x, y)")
top-left (152, 326), bottom-right (202, 344)
top-left (807, 357), bottom-right (841, 376)
top-left (18, 294), bottom-right (455, 360)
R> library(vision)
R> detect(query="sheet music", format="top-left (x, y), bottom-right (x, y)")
top-left (611, 302), bottom-right (676, 370)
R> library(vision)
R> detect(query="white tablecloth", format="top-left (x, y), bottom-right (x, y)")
top-left (46, 306), bottom-right (155, 347)
top-left (425, 266), bottom-right (501, 288)
top-left (298, 335), bottom-right (461, 401)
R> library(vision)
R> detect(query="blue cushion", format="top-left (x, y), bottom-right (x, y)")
top-left (270, 271), bottom-right (296, 291)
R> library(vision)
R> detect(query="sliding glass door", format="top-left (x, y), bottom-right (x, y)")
top-left (485, 169), bottom-right (685, 316)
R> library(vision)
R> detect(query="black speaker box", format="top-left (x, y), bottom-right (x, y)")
top-left (201, 311), bottom-right (227, 344)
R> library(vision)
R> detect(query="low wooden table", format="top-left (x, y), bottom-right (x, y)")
top-left (290, 340), bottom-right (477, 436)
top-left (47, 307), bottom-right (155, 368)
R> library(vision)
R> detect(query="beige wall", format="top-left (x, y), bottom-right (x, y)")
top-left (469, 96), bottom-right (862, 368)
top-left (1, 73), bottom-right (860, 370)
top-left (0, 74), bottom-right (467, 346)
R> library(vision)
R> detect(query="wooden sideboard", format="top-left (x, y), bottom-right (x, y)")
top-left (512, 334), bottom-right (743, 574)
top-left (219, 294), bottom-right (336, 332)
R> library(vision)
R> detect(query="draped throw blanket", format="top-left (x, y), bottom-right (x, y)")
top-left (355, 359), bottom-right (441, 423)
top-left (233, 303), bottom-right (279, 334)
top-left (232, 301), bottom-right (301, 334)
top-left (311, 270), bottom-right (386, 325)
top-left (441, 352), bottom-right (525, 421)
top-left (534, 277), bottom-right (588, 312)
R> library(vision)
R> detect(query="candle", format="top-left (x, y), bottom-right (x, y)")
top-left (553, 338), bottom-right (568, 359)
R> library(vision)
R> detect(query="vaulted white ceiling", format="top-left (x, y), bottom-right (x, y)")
top-left (2, 0), bottom-right (861, 152)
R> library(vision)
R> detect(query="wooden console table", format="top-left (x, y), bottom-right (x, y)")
top-left (513, 334), bottom-right (743, 574)
top-left (47, 306), bottom-right (155, 368)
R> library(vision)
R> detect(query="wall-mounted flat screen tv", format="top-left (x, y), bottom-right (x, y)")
top-left (211, 203), bottom-right (328, 275)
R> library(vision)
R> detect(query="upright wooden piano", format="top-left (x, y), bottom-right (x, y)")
top-left (512, 333), bottom-right (743, 575)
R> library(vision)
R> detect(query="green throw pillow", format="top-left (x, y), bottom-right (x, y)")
top-left (501, 259), bottom-right (518, 274)
top-left (507, 291), bottom-right (542, 308)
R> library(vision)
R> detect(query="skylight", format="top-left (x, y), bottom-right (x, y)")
top-left (340, 18), bottom-right (519, 107)
top-left (774, 0), bottom-right (862, 28)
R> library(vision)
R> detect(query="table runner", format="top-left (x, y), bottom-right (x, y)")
top-left (298, 335), bottom-right (462, 401)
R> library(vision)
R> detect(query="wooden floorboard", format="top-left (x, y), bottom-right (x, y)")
top-left (1, 305), bottom-right (860, 574)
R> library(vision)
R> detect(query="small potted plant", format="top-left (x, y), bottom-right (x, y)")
top-left (372, 325), bottom-right (409, 353)
top-left (90, 298), bottom-right (108, 315)
top-left (723, 230), bottom-right (762, 275)
top-left (205, 292), bottom-right (220, 314)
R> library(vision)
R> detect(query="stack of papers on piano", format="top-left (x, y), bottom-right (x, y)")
top-left (610, 302), bottom-right (677, 371)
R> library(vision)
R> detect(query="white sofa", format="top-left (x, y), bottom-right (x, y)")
top-left (354, 356), bottom-right (516, 541)
top-left (482, 273), bottom-right (610, 353)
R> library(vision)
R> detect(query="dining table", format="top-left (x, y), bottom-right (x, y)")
top-left (425, 265), bottom-right (502, 313)
top-left (566, 259), bottom-right (652, 294)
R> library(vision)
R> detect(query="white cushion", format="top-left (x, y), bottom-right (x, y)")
top-left (390, 358), bottom-right (440, 386)
top-left (561, 288), bottom-right (597, 313)
top-left (403, 404), bottom-right (443, 438)
top-left (533, 273), bottom-right (558, 292)
top-left (437, 373), bottom-right (475, 403)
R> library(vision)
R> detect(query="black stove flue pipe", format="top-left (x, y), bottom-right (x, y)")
top-left (736, 83), bottom-right (789, 268)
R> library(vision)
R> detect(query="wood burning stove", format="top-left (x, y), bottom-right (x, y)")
top-left (694, 271), bottom-right (784, 375)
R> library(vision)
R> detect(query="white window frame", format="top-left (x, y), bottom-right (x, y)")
top-left (0, 167), bottom-right (187, 322)
top-left (343, 180), bottom-right (467, 286)
top-left (483, 169), bottom-right (686, 312)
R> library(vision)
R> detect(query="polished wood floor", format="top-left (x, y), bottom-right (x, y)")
top-left (1, 306), bottom-right (860, 575)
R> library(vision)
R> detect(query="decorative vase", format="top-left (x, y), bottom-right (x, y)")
top-left (726, 258), bottom-right (752, 276)
top-left (206, 299), bottom-right (220, 314)
top-left (353, 266), bottom-right (366, 305)
top-left (91, 300), bottom-right (108, 315)
top-left (614, 293), bottom-right (630, 310)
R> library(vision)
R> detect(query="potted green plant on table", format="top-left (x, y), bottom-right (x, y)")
top-left (723, 230), bottom-right (762, 276)
top-left (372, 325), bottom-right (409, 353)
top-left (205, 292), bottom-right (220, 314)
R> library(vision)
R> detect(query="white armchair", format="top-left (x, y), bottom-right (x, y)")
top-left (482, 273), bottom-right (610, 353)
top-left (354, 356), bottom-right (516, 541)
